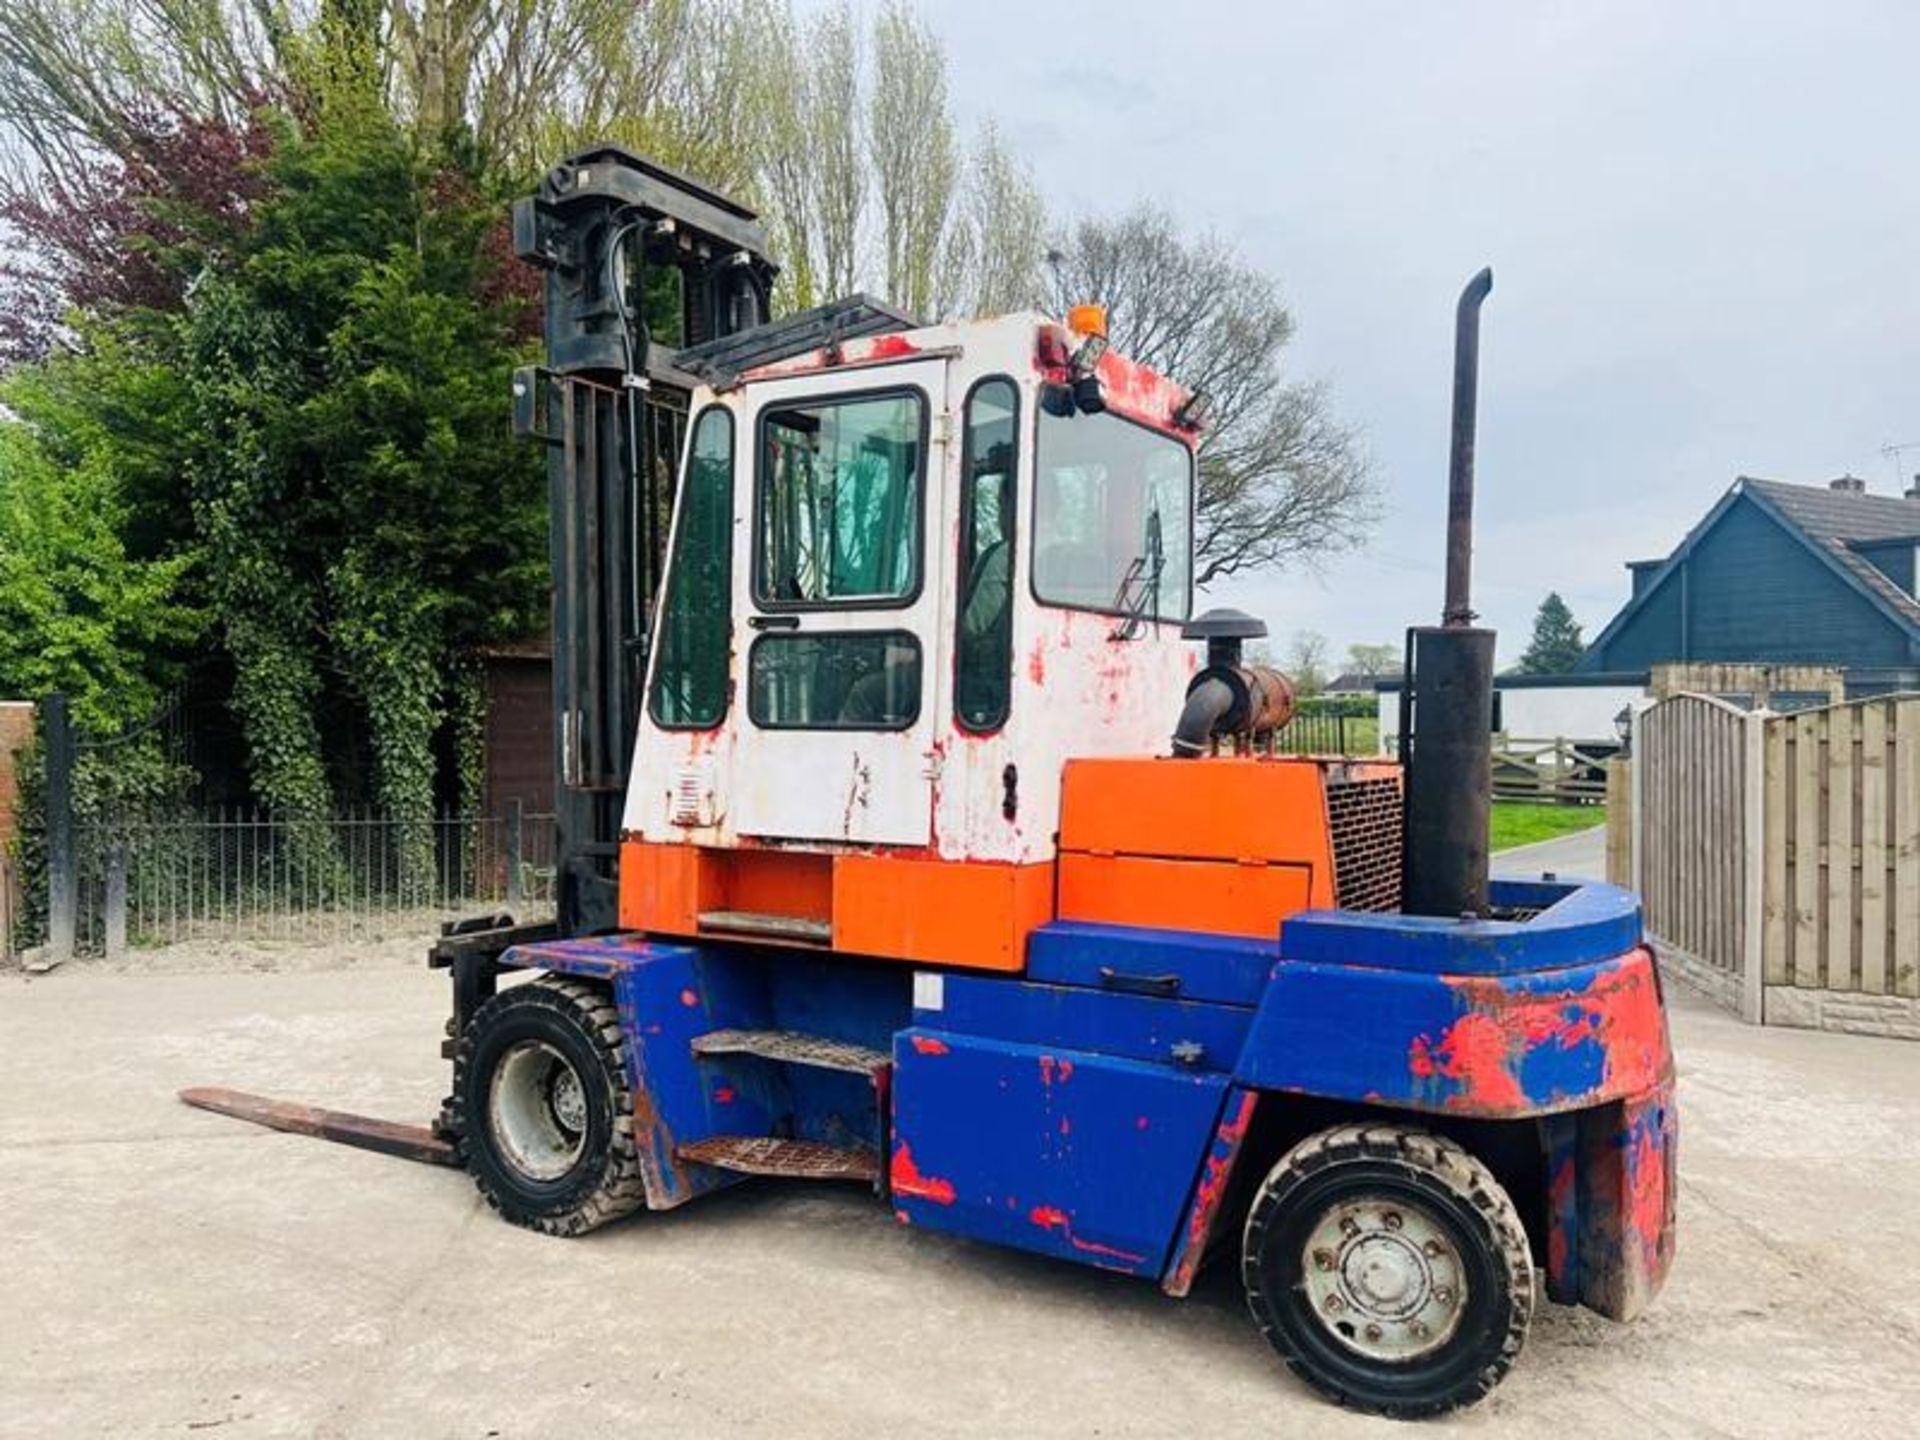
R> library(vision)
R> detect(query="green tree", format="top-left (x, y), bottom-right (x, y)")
top-left (1517, 592), bottom-right (1586, 674)
top-left (0, 367), bottom-right (199, 732)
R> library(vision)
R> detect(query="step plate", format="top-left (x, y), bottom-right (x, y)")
top-left (696, 910), bottom-right (832, 944)
top-left (676, 1136), bottom-right (880, 1183)
top-left (691, 1028), bottom-right (889, 1075)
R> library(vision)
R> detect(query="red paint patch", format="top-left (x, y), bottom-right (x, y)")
top-left (679, 988), bottom-right (699, 1008)
top-left (1166, 1091), bottom-right (1259, 1294)
top-left (1029, 1204), bottom-right (1148, 1266)
top-left (1135, 1115), bottom-right (1150, 1130)
top-left (1409, 1012), bottom-right (1529, 1111)
top-left (889, 1140), bottom-right (956, 1206)
top-left (713, 1086), bottom-right (736, 1105)
top-left (909, 1035), bottom-right (951, 1056)
top-left (1547, 1156), bottom-right (1576, 1279)
top-left (1027, 644), bottom-right (1047, 685)
top-left (1408, 950), bottom-right (1671, 1115)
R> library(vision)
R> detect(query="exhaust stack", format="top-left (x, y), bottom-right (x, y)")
top-left (1402, 268), bottom-right (1498, 918)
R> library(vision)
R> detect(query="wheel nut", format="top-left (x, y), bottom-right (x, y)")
top-left (1434, 1287), bottom-right (1453, 1305)
top-left (1340, 1216), bottom-right (1360, 1237)
top-left (1382, 1211), bottom-right (1403, 1231)
top-left (1324, 1294), bottom-right (1345, 1313)
top-left (1423, 1240), bottom-right (1443, 1257)
top-left (1364, 1324), bottom-right (1383, 1341)
top-left (1410, 1320), bottom-right (1429, 1338)
top-left (1313, 1249), bottom-right (1336, 1271)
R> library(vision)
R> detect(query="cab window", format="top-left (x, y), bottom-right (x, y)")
top-left (648, 406), bottom-right (734, 728)
top-left (749, 632), bottom-right (922, 730)
top-left (757, 391), bottom-right (923, 606)
top-left (955, 378), bottom-right (1017, 731)
top-left (1033, 408), bottom-right (1193, 622)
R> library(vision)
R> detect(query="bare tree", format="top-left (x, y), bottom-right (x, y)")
top-left (751, 0), bottom-right (866, 314)
top-left (1045, 206), bottom-right (1375, 584)
top-left (806, 3), bottom-right (864, 303)
top-left (1344, 642), bottom-right (1400, 677)
top-left (866, 1), bottom-right (954, 319)
top-left (1286, 630), bottom-right (1330, 695)
top-left (953, 121), bottom-right (1044, 317)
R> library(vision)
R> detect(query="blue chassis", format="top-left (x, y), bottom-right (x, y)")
top-left (500, 877), bottom-right (1672, 1310)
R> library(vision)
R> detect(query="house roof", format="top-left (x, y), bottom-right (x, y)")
top-left (1740, 478), bottom-right (1920, 630)
top-left (1584, 476), bottom-right (1920, 663)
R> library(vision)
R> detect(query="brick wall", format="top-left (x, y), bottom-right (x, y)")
top-left (0, 701), bottom-right (34, 853)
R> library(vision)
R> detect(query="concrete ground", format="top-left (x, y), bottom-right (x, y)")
top-left (3, 956), bottom-right (1917, 1439)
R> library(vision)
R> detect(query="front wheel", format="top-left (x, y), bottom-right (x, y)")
top-left (1242, 1123), bottom-right (1534, 1418)
top-left (450, 975), bottom-right (647, 1235)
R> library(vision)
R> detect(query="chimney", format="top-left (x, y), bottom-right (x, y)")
top-left (1907, 473), bottom-right (1920, 501)
top-left (1830, 474), bottom-right (1866, 493)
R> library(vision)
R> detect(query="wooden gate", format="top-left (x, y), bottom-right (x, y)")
top-left (1634, 694), bottom-right (1760, 1018)
top-left (1630, 692), bottom-right (1920, 1034)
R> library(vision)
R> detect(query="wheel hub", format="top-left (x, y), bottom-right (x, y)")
top-left (1301, 1197), bottom-right (1466, 1361)
top-left (488, 1039), bottom-right (589, 1183)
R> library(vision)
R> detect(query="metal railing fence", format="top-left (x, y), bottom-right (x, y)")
top-left (15, 803), bottom-right (556, 957)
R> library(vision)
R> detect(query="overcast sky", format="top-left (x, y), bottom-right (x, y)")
top-left (921, 0), bottom-right (1920, 667)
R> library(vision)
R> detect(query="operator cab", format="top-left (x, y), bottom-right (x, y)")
top-left (622, 310), bottom-right (1207, 962)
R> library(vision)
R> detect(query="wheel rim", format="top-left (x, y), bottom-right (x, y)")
top-left (1298, 1193), bottom-right (1467, 1363)
top-left (488, 1039), bottom-right (588, 1182)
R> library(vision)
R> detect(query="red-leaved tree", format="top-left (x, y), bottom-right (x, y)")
top-left (0, 106), bottom-right (276, 364)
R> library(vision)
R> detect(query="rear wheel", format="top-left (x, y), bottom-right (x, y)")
top-left (451, 976), bottom-right (646, 1235)
top-left (1242, 1123), bottom-right (1534, 1418)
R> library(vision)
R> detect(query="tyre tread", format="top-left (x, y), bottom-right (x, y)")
top-left (450, 975), bottom-right (647, 1236)
top-left (1241, 1122), bottom-right (1534, 1418)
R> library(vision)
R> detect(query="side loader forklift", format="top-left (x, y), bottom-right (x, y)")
top-left (186, 147), bottom-right (1675, 1418)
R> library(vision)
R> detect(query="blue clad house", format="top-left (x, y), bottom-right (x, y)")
top-left (1581, 476), bottom-right (1920, 695)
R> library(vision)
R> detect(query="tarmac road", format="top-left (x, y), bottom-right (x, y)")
top-left (2, 956), bottom-right (1917, 1438)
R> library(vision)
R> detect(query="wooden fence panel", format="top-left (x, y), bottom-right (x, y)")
top-left (1898, 703), bottom-right (1920, 996)
top-left (1753, 697), bottom-right (1919, 999)
top-left (1861, 703), bottom-right (1888, 994)
top-left (1790, 710), bottom-right (1822, 988)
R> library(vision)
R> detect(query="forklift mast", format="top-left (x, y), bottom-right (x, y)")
top-left (512, 146), bottom-right (915, 936)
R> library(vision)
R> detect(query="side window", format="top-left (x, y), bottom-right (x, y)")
top-left (749, 632), bottom-right (923, 730)
top-left (955, 378), bottom-right (1017, 731)
top-left (648, 407), bottom-right (734, 728)
top-left (757, 392), bottom-right (923, 606)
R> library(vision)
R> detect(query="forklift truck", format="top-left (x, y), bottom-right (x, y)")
top-left (186, 147), bottom-right (1675, 1418)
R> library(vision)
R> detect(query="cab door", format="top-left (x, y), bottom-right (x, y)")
top-left (729, 361), bottom-right (948, 846)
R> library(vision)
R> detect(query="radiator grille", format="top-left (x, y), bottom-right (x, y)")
top-left (1327, 775), bottom-right (1403, 912)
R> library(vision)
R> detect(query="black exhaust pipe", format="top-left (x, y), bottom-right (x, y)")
top-left (1402, 268), bottom-right (1497, 919)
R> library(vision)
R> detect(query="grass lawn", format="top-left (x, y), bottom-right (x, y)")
top-left (1489, 801), bottom-right (1607, 852)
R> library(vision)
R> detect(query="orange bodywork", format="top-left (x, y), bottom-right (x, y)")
top-left (619, 754), bottom-right (1384, 968)
top-left (1057, 757), bottom-right (1363, 938)
top-left (619, 839), bottom-right (1048, 972)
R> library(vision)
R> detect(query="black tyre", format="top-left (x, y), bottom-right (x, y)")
top-left (1242, 1123), bottom-right (1534, 1419)
top-left (450, 975), bottom-right (646, 1235)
